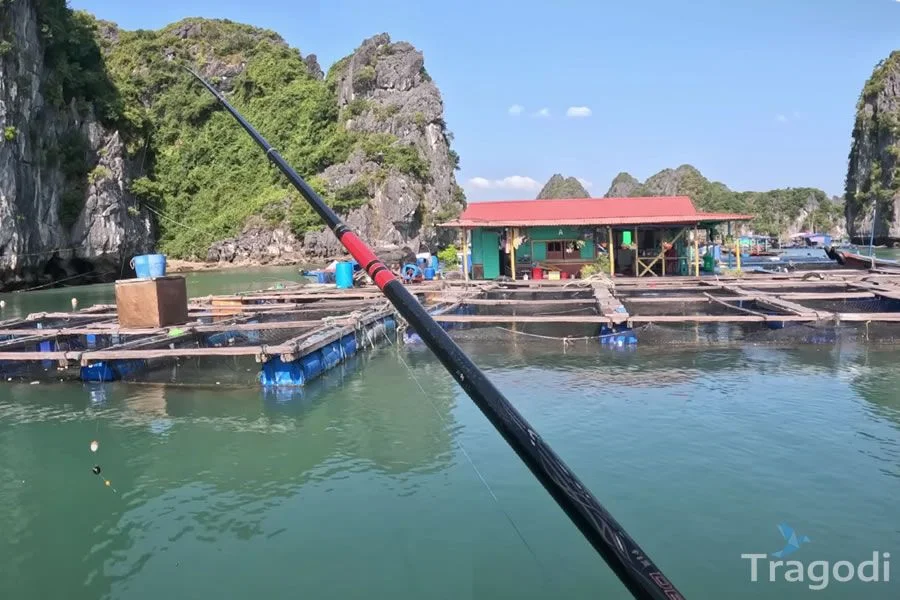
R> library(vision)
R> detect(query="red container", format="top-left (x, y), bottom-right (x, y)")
top-left (560, 271), bottom-right (570, 279)
top-left (531, 267), bottom-right (543, 279)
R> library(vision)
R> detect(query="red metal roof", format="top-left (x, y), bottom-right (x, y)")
top-left (439, 196), bottom-right (753, 228)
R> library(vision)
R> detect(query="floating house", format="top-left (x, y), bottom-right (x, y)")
top-left (439, 196), bottom-right (752, 279)
top-left (790, 232), bottom-right (833, 248)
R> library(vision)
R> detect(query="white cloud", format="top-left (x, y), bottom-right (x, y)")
top-left (576, 177), bottom-right (593, 189)
top-left (532, 108), bottom-right (550, 118)
top-left (776, 114), bottom-right (788, 123)
top-left (467, 176), bottom-right (541, 191)
top-left (499, 176), bottom-right (541, 190)
top-left (508, 104), bottom-right (524, 116)
top-left (566, 106), bottom-right (592, 118)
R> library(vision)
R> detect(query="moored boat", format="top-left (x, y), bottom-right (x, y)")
top-left (825, 247), bottom-right (900, 270)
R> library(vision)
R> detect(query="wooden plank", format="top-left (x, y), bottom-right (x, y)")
top-left (592, 282), bottom-right (628, 319)
top-left (429, 296), bottom-right (597, 306)
top-left (0, 320), bottom-right (328, 337)
top-left (204, 292), bottom-right (386, 302)
top-left (836, 312), bottom-right (900, 322)
top-left (431, 314), bottom-right (615, 323)
top-left (782, 292), bottom-right (874, 300)
top-left (79, 346), bottom-right (265, 360)
top-left (266, 308), bottom-right (395, 361)
top-left (848, 281), bottom-right (900, 301)
top-left (0, 317), bottom-right (118, 349)
top-left (718, 283), bottom-right (828, 318)
top-left (628, 314), bottom-right (815, 323)
top-left (703, 292), bottom-right (770, 317)
top-left (621, 292), bottom-right (876, 304)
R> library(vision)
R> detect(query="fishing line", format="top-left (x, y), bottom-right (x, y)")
top-left (88, 440), bottom-right (117, 494)
top-left (382, 328), bottom-right (555, 590)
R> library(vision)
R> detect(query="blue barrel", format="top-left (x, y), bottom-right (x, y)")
top-left (321, 341), bottom-right (342, 369)
top-left (402, 263), bottom-right (422, 280)
top-left (430, 255), bottom-right (439, 270)
top-left (130, 255), bottom-right (151, 278)
top-left (300, 351), bottom-right (324, 380)
top-left (424, 267), bottom-right (435, 280)
top-left (335, 261), bottom-right (353, 289)
top-left (340, 333), bottom-right (357, 358)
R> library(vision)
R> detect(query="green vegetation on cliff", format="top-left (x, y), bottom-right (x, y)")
top-left (608, 165), bottom-right (843, 236)
top-left (27, 2), bottom-right (456, 258)
top-left (536, 174), bottom-right (589, 199)
top-left (100, 19), bottom-right (365, 257)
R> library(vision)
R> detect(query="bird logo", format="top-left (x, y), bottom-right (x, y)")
top-left (771, 523), bottom-right (811, 559)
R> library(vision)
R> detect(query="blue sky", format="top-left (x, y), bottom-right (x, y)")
top-left (72, 0), bottom-right (900, 201)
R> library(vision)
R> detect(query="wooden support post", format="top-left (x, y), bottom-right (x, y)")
top-left (634, 228), bottom-right (638, 277)
top-left (693, 226), bottom-right (700, 277)
top-left (509, 227), bottom-right (517, 281)
top-left (661, 232), bottom-right (667, 277)
top-left (608, 226), bottom-right (615, 277)
top-left (462, 228), bottom-right (469, 282)
top-left (735, 239), bottom-right (741, 271)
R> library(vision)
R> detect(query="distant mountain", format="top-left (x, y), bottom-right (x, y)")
top-left (604, 164), bottom-right (844, 238)
top-left (536, 174), bottom-right (589, 199)
top-left (606, 172), bottom-right (641, 198)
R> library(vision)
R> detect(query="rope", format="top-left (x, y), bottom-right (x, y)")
top-left (144, 204), bottom-right (210, 235)
top-left (14, 269), bottom-right (117, 293)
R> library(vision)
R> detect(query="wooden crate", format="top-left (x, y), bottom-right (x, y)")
top-left (115, 276), bottom-right (189, 329)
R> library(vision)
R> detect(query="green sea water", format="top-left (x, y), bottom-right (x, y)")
top-left (0, 268), bottom-right (899, 599)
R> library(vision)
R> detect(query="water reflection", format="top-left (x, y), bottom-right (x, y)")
top-left (2, 341), bottom-right (900, 600)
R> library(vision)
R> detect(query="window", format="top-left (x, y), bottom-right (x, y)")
top-left (545, 240), bottom-right (583, 261)
top-left (547, 241), bottom-right (564, 260)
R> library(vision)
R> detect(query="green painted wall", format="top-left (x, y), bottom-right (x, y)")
top-left (526, 226), bottom-right (594, 260)
top-left (528, 226), bottom-right (585, 241)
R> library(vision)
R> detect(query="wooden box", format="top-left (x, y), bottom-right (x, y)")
top-left (115, 276), bottom-right (189, 329)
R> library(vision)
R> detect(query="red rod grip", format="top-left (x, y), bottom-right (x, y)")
top-left (339, 231), bottom-right (396, 290)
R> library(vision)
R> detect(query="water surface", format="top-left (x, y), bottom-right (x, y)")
top-left (0, 269), bottom-right (898, 599)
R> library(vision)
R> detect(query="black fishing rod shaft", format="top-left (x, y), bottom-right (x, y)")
top-left (184, 67), bottom-right (684, 600)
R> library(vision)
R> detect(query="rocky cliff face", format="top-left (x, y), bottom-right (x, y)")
top-left (845, 52), bottom-right (900, 244)
top-left (301, 33), bottom-right (464, 258)
top-left (1, 7), bottom-right (464, 283)
top-left (0, 0), bottom-right (153, 290)
top-left (604, 164), bottom-right (844, 238)
top-left (535, 174), bottom-right (589, 199)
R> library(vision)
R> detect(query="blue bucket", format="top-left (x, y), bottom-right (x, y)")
top-left (147, 254), bottom-right (166, 278)
top-left (335, 261), bottom-right (354, 289)
top-left (130, 255), bottom-right (150, 278)
top-left (424, 267), bottom-right (435, 280)
top-left (131, 254), bottom-right (166, 278)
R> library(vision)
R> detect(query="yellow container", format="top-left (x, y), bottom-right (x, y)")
top-left (547, 271), bottom-right (561, 280)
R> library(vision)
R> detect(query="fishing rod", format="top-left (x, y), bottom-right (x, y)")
top-left (184, 66), bottom-right (685, 600)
